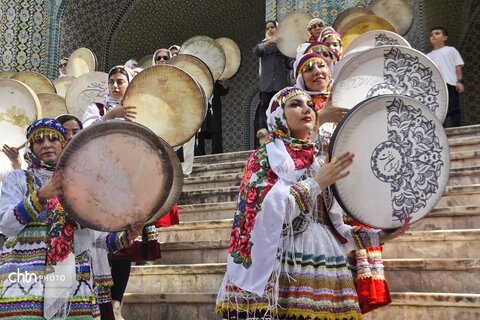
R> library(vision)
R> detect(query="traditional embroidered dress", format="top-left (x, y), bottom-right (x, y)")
top-left (296, 53), bottom-right (392, 314)
top-left (0, 119), bottom-right (129, 320)
top-left (216, 87), bottom-right (380, 320)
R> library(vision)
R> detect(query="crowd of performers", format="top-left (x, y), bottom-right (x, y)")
top-left (5, 16), bottom-right (465, 320)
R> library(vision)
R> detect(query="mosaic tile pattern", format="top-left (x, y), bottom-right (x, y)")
top-left (0, 0), bottom-right (49, 73)
top-left (58, 0), bottom-right (128, 73)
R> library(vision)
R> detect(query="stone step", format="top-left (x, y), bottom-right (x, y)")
top-left (122, 291), bottom-right (480, 320)
top-left (445, 124), bottom-right (480, 139)
top-left (438, 184), bottom-right (480, 207)
top-left (179, 186), bottom-right (238, 205)
top-left (413, 205), bottom-right (480, 230)
top-left (125, 259), bottom-right (480, 296)
top-left (450, 150), bottom-right (480, 169)
top-left (157, 220), bottom-right (480, 260)
top-left (384, 258), bottom-right (480, 293)
top-left (448, 166), bottom-right (480, 186)
top-left (448, 135), bottom-right (480, 153)
top-left (122, 292), bottom-right (218, 320)
top-left (182, 172), bottom-right (242, 192)
top-left (382, 229), bottom-right (480, 259)
top-left (190, 161), bottom-right (245, 178)
top-left (178, 201), bottom-right (236, 222)
top-left (193, 150), bottom-right (252, 165)
top-left (363, 292), bottom-right (480, 320)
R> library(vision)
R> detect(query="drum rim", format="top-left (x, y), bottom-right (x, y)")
top-left (331, 45), bottom-right (449, 122)
top-left (145, 140), bottom-right (184, 224)
top-left (328, 94), bottom-right (450, 229)
top-left (56, 120), bottom-right (176, 231)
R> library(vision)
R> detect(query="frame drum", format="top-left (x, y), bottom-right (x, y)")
top-left (0, 79), bottom-right (41, 150)
top-left (216, 37), bottom-right (241, 79)
top-left (66, 48), bottom-right (98, 77)
top-left (65, 71), bottom-right (108, 121)
top-left (331, 45), bottom-right (448, 122)
top-left (328, 95), bottom-right (450, 229)
top-left (122, 64), bottom-right (206, 147)
top-left (57, 121), bottom-right (180, 231)
top-left (179, 35), bottom-right (226, 81)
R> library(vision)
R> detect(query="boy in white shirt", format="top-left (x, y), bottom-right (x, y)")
top-left (427, 27), bottom-right (465, 127)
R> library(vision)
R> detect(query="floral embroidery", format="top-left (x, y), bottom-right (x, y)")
top-left (228, 130), bottom-right (316, 268)
top-left (45, 199), bottom-right (77, 266)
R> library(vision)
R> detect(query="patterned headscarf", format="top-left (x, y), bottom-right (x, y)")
top-left (25, 118), bottom-right (67, 171)
top-left (304, 41), bottom-right (340, 63)
top-left (226, 87), bottom-right (317, 295)
top-left (320, 26), bottom-right (343, 45)
top-left (294, 52), bottom-right (332, 109)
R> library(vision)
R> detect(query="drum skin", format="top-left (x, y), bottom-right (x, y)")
top-left (0, 79), bottom-right (41, 149)
top-left (277, 12), bottom-right (312, 58)
top-left (343, 30), bottom-right (410, 57)
top-left (57, 121), bottom-right (182, 231)
top-left (367, 0), bottom-right (414, 36)
top-left (66, 48), bottom-right (98, 77)
top-left (122, 64), bottom-right (206, 147)
top-left (333, 30), bottom-right (410, 80)
top-left (65, 71), bottom-right (108, 121)
top-left (37, 93), bottom-right (68, 119)
top-left (167, 54), bottom-right (214, 105)
top-left (328, 95), bottom-right (450, 229)
top-left (338, 15), bottom-right (396, 51)
top-left (332, 7), bottom-right (374, 35)
top-left (11, 71), bottom-right (57, 94)
top-left (179, 35), bottom-right (226, 81)
top-left (53, 76), bottom-right (75, 98)
top-left (331, 45), bottom-right (448, 122)
top-left (216, 37), bottom-right (241, 79)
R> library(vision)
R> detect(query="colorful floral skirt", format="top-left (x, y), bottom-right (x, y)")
top-left (216, 222), bottom-right (363, 320)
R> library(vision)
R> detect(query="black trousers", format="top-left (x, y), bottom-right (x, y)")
top-left (446, 84), bottom-right (462, 127)
top-left (110, 259), bottom-right (131, 302)
top-left (195, 132), bottom-right (223, 155)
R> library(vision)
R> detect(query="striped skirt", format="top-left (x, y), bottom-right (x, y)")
top-left (216, 222), bottom-right (363, 320)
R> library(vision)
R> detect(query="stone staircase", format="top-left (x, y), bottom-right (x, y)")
top-left (122, 125), bottom-right (480, 320)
